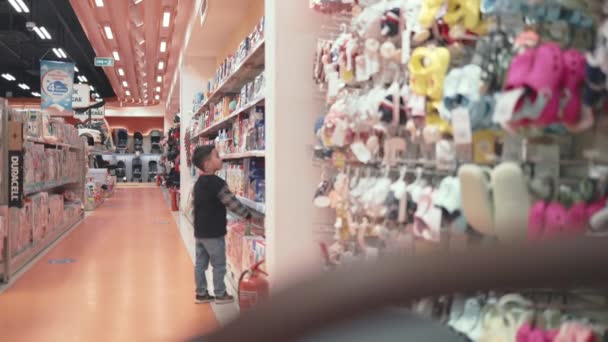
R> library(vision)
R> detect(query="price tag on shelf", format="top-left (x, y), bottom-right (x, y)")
top-left (451, 107), bottom-right (472, 144)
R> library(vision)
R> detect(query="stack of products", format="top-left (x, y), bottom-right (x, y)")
top-left (219, 163), bottom-right (246, 197)
top-left (245, 158), bottom-right (265, 203)
top-left (84, 177), bottom-right (105, 211)
top-left (8, 190), bottom-right (83, 257)
top-left (23, 142), bottom-right (80, 186)
top-left (226, 220), bottom-right (247, 275)
top-left (22, 110), bottom-right (80, 145)
top-left (209, 16), bottom-right (265, 93)
top-left (212, 107), bottom-right (265, 155)
top-left (237, 71), bottom-right (265, 108)
top-left (242, 235), bottom-right (265, 272)
top-left (311, 0), bottom-right (608, 265)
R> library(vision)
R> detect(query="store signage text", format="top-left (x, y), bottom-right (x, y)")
top-left (8, 151), bottom-right (23, 208)
top-left (72, 83), bottom-right (91, 108)
top-left (94, 57), bottom-right (115, 67)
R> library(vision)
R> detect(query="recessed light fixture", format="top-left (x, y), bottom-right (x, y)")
top-left (104, 25), bottom-right (114, 40)
top-left (125, 90), bottom-right (131, 96)
top-left (58, 48), bottom-right (67, 58)
top-left (7, 0), bottom-right (22, 13)
top-left (158, 60), bottom-right (164, 70)
top-left (12, 0), bottom-right (29, 13)
top-left (160, 41), bottom-right (167, 53)
top-left (162, 10), bottom-right (171, 28)
top-left (134, 0), bottom-right (144, 4)
top-left (113, 51), bottom-right (120, 61)
top-left (156, 75), bottom-right (162, 83)
top-left (155, 86), bottom-right (161, 92)
top-left (95, 92), bottom-right (100, 98)
top-left (52, 48), bottom-right (62, 58)
top-left (78, 75), bottom-right (88, 83)
top-left (95, 0), bottom-right (104, 7)
top-left (155, 94), bottom-right (160, 100)
top-left (18, 83), bottom-right (30, 90)
top-left (122, 81), bottom-right (128, 87)
top-left (40, 27), bottom-right (51, 39)
top-left (33, 26), bottom-right (46, 40)
top-left (2, 73), bottom-right (16, 81)
top-left (31, 92), bottom-right (41, 97)
top-left (74, 66), bottom-right (79, 72)
top-left (118, 68), bottom-right (125, 76)
top-left (89, 85), bottom-right (95, 91)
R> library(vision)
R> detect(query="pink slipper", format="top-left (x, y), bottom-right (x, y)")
top-left (566, 202), bottom-right (588, 235)
top-left (528, 201), bottom-right (547, 241)
top-left (528, 43), bottom-right (565, 126)
top-left (560, 49), bottom-right (586, 125)
top-left (503, 49), bottom-right (537, 127)
top-left (544, 202), bottom-right (568, 238)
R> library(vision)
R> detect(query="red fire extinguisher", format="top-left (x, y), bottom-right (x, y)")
top-left (238, 260), bottom-right (269, 311)
top-left (170, 188), bottom-right (179, 211)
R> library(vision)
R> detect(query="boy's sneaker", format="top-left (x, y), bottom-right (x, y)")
top-left (195, 292), bottom-right (215, 304)
top-left (215, 292), bottom-right (235, 304)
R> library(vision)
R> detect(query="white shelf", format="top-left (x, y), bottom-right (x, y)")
top-left (193, 94), bottom-right (265, 139)
top-left (194, 39), bottom-right (265, 116)
top-left (221, 150), bottom-right (265, 160)
top-left (25, 177), bottom-right (80, 196)
top-left (26, 137), bottom-right (82, 150)
top-left (237, 196), bottom-right (265, 214)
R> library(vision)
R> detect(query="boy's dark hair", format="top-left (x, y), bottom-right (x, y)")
top-left (192, 145), bottom-right (215, 171)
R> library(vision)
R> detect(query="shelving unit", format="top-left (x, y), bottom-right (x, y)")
top-left (193, 95), bottom-right (265, 139)
top-left (0, 101), bottom-right (86, 283)
top-left (221, 150), bottom-right (265, 160)
top-left (26, 137), bottom-right (83, 151)
top-left (194, 40), bottom-right (266, 117)
top-left (237, 196), bottom-right (266, 214)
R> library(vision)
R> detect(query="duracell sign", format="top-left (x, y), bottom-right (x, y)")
top-left (8, 150), bottom-right (23, 208)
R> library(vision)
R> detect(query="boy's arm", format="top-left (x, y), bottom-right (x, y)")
top-left (217, 185), bottom-right (252, 219)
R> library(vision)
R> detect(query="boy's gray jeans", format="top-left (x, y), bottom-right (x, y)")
top-left (195, 237), bottom-right (227, 297)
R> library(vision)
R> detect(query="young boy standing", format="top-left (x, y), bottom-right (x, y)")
top-left (191, 145), bottom-right (252, 304)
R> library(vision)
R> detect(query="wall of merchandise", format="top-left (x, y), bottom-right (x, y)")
top-left (309, 0), bottom-right (608, 338)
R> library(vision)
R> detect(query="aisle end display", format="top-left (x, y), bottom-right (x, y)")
top-left (0, 99), bottom-right (86, 283)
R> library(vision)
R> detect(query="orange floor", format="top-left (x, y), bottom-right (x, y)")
top-left (0, 187), bottom-right (218, 341)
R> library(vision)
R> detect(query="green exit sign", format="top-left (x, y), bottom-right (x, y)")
top-left (94, 57), bottom-right (115, 67)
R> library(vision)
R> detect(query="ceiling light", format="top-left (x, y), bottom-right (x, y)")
top-left (162, 11), bottom-right (171, 28)
top-left (122, 81), bottom-right (128, 87)
top-left (58, 48), bottom-right (67, 58)
top-left (104, 25), bottom-right (114, 40)
top-left (40, 27), bottom-right (51, 39)
top-left (18, 83), bottom-right (30, 90)
top-left (89, 85), bottom-right (95, 91)
top-left (158, 61), bottom-right (164, 70)
top-left (74, 66), bottom-right (79, 72)
top-left (118, 68), bottom-right (125, 76)
top-left (155, 94), bottom-right (160, 100)
top-left (8, 0), bottom-right (22, 13)
top-left (33, 26), bottom-right (45, 39)
top-left (95, 0), bottom-right (104, 7)
top-left (113, 51), bottom-right (120, 61)
top-left (143, 82), bottom-right (148, 87)
top-left (31, 92), bottom-right (41, 97)
top-left (134, 0), bottom-right (143, 4)
top-left (160, 41), bottom-right (167, 53)
top-left (2, 73), bottom-right (16, 81)
top-left (156, 76), bottom-right (162, 83)
top-left (155, 86), bottom-right (161, 92)
top-left (139, 39), bottom-right (145, 46)
top-left (52, 48), bottom-right (61, 58)
top-left (15, 0), bottom-right (29, 13)
top-left (95, 93), bottom-right (100, 98)
top-left (125, 90), bottom-right (131, 96)
top-left (81, 76), bottom-right (88, 82)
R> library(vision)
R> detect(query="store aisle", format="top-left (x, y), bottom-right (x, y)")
top-left (0, 187), bottom-right (218, 341)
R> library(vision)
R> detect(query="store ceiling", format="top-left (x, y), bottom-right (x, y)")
top-left (69, 0), bottom-right (195, 108)
top-left (0, 0), bottom-right (115, 99)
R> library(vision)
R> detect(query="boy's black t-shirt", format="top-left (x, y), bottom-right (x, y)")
top-left (193, 175), bottom-right (227, 238)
